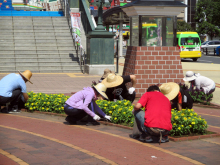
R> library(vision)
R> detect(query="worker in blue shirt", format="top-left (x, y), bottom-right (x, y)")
top-left (0, 70), bottom-right (33, 113)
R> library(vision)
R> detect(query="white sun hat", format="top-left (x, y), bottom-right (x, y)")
top-left (183, 71), bottom-right (197, 81)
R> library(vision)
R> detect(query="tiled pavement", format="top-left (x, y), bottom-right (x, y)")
top-left (0, 105), bottom-right (220, 165)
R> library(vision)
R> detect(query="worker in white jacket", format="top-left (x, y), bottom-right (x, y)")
top-left (183, 71), bottom-right (215, 94)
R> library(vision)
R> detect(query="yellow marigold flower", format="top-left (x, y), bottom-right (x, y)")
top-left (182, 109), bottom-right (186, 111)
top-left (30, 107), bottom-right (33, 110)
top-left (123, 112), bottom-right (126, 114)
top-left (42, 107), bottom-right (44, 110)
top-left (184, 117), bottom-right (187, 121)
top-left (181, 125), bottom-right (184, 127)
top-left (178, 127), bottom-right (181, 130)
top-left (114, 117), bottom-right (117, 120)
top-left (189, 125), bottom-right (192, 127)
top-left (181, 113), bottom-right (184, 116)
top-left (173, 123), bottom-right (176, 125)
top-left (62, 107), bottom-right (64, 110)
top-left (31, 103), bottom-right (34, 105)
top-left (175, 116), bottom-right (178, 119)
top-left (131, 122), bottom-right (133, 124)
top-left (191, 122), bottom-right (195, 125)
top-left (204, 121), bottom-right (207, 124)
top-left (109, 111), bottom-right (112, 114)
top-left (188, 109), bottom-right (191, 112)
top-left (119, 101), bottom-right (121, 103)
top-left (194, 113), bottom-right (197, 116)
top-left (190, 113), bottom-right (193, 116)
top-left (188, 117), bottom-right (191, 119)
top-left (105, 104), bottom-right (107, 106)
top-left (191, 109), bottom-right (194, 112)
top-left (171, 112), bottom-right (174, 114)
top-left (104, 107), bottom-right (106, 109)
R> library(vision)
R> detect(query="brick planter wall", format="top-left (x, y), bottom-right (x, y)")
top-left (123, 46), bottom-right (184, 98)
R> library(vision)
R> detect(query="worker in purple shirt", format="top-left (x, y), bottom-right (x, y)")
top-left (64, 83), bottom-right (111, 125)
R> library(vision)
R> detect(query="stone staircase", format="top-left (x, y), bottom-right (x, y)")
top-left (0, 16), bottom-right (82, 73)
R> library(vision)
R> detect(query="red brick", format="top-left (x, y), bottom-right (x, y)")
top-left (173, 70), bottom-right (180, 74)
top-left (177, 65), bottom-right (183, 69)
top-left (138, 70), bottom-right (145, 74)
top-left (137, 79), bottom-right (145, 83)
top-left (166, 51), bottom-right (172, 56)
top-left (166, 61), bottom-right (172, 64)
top-left (159, 61), bottom-right (165, 64)
top-left (148, 47), bottom-right (155, 50)
top-left (162, 47), bottom-right (169, 50)
top-left (160, 79), bottom-right (167, 83)
top-left (142, 84), bottom-right (150, 88)
top-left (152, 79), bottom-right (159, 83)
top-left (145, 51), bottom-right (152, 55)
top-left (145, 70), bottom-right (152, 74)
top-left (163, 74), bottom-right (170, 78)
top-left (170, 65), bottom-right (176, 69)
top-left (138, 61), bottom-right (145, 65)
top-left (142, 65), bottom-right (148, 69)
top-left (136, 46), bottom-right (141, 51)
top-left (152, 51), bottom-right (159, 55)
top-left (173, 51), bottom-right (180, 55)
top-left (159, 51), bottom-right (166, 55)
top-left (174, 79), bottom-right (181, 83)
top-left (173, 60), bottom-right (180, 64)
top-left (136, 51), bottom-right (144, 55)
top-left (156, 74), bottom-right (162, 78)
top-left (148, 56), bottom-right (155, 60)
top-left (152, 70), bottom-right (158, 74)
top-left (156, 56), bottom-right (162, 60)
top-left (177, 74), bottom-right (184, 78)
top-left (136, 56), bottom-right (141, 60)
top-left (156, 65), bottom-right (162, 69)
top-left (145, 61), bottom-right (151, 65)
top-left (155, 46), bottom-right (162, 51)
top-left (135, 75), bottom-right (142, 79)
top-left (141, 56), bottom-right (148, 60)
top-left (166, 70), bottom-right (173, 74)
top-left (152, 61), bottom-right (159, 65)
top-left (163, 65), bottom-right (169, 69)
top-left (149, 65), bottom-right (155, 69)
top-left (142, 75), bottom-right (149, 79)
top-left (170, 75), bottom-right (176, 78)
top-left (163, 56), bottom-right (169, 60)
top-left (139, 88), bottom-right (147, 93)
top-left (169, 47), bottom-right (176, 50)
top-left (149, 75), bottom-right (155, 78)
top-left (170, 56), bottom-right (176, 60)
top-left (135, 65), bottom-right (141, 69)
top-left (136, 84), bottom-right (142, 88)
top-left (141, 47), bottom-right (148, 51)
top-left (159, 70), bottom-right (166, 74)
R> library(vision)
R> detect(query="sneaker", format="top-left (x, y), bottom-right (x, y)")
top-left (129, 134), bottom-right (140, 139)
top-left (8, 105), bottom-right (20, 113)
top-left (145, 136), bottom-right (153, 143)
top-left (0, 107), bottom-right (9, 113)
top-left (8, 109), bottom-right (21, 113)
top-left (160, 136), bottom-right (169, 143)
top-left (65, 116), bottom-right (77, 125)
top-left (139, 134), bottom-right (147, 142)
top-left (86, 121), bottom-right (100, 126)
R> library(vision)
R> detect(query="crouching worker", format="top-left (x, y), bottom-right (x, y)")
top-left (0, 70), bottom-right (33, 113)
top-left (64, 83), bottom-right (111, 126)
top-left (133, 85), bottom-right (172, 144)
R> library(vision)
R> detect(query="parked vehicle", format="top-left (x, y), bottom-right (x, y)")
top-left (176, 32), bottom-right (202, 61)
top-left (201, 40), bottom-right (220, 55)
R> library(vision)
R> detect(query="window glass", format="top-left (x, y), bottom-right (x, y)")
top-left (215, 41), bottom-right (220, 44)
top-left (180, 37), bottom-right (200, 45)
top-left (209, 42), bottom-right (214, 45)
top-left (166, 17), bottom-right (173, 46)
top-left (131, 16), bottom-right (139, 46)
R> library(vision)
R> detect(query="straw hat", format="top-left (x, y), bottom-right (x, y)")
top-left (183, 71), bottom-right (197, 81)
top-left (101, 73), bottom-right (123, 88)
top-left (18, 70), bottom-right (33, 84)
top-left (93, 83), bottom-right (108, 100)
top-left (101, 68), bottom-right (115, 79)
top-left (159, 82), bottom-right (180, 100)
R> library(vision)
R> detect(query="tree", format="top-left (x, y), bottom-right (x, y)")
top-left (177, 20), bottom-right (193, 32)
top-left (194, 0), bottom-right (220, 40)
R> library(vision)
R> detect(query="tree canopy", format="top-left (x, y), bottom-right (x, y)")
top-left (194, 0), bottom-right (220, 40)
top-left (177, 20), bottom-right (193, 32)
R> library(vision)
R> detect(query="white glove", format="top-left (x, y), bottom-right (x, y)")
top-left (132, 109), bottom-right (135, 115)
top-left (105, 115), bottom-right (111, 121)
top-left (128, 87), bottom-right (135, 94)
top-left (93, 115), bottom-right (101, 121)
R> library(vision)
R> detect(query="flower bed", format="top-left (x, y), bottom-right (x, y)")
top-left (25, 92), bottom-right (208, 137)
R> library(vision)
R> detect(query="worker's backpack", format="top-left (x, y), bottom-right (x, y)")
top-left (180, 87), bottom-right (193, 109)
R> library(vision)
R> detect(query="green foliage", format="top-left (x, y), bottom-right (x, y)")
top-left (96, 99), bottom-right (135, 127)
top-left (170, 108), bottom-right (208, 136)
top-left (25, 91), bottom-right (70, 113)
top-left (194, 0), bottom-right (220, 39)
top-left (189, 90), bottom-right (213, 105)
top-left (177, 20), bottom-right (193, 31)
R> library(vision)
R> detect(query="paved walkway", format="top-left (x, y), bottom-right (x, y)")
top-left (0, 105), bottom-right (220, 165)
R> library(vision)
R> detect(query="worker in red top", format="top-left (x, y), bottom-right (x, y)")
top-left (133, 85), bottom-right (172, 143)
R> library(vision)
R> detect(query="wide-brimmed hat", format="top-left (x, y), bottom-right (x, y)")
top-left (101, 68), bottom-right (115, 79)
top-left (18, 70), bottom-right (33, 84)
top-left (159, 82), bottom-right (180, 100)
top-left (183, 71), bottom-right (197, 81)
top-left (101, 73), bottom-right (123, 88)
top-left (93, 83), bottom-right (108, 100)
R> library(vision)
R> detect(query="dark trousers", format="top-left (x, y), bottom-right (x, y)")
top-left (127, 91), bottom-right (136, 103)
top-left (64, 104), bottom-right (94, 122)
top-left (0, 89), bottom-right (24, 109)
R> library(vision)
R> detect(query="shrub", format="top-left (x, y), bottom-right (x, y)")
top-left (96, 99), bottom-right (134, 127)
top-left (25, 91), bottom-right (70, 113)
top-left (170, 108), bottom-right (208, 136)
